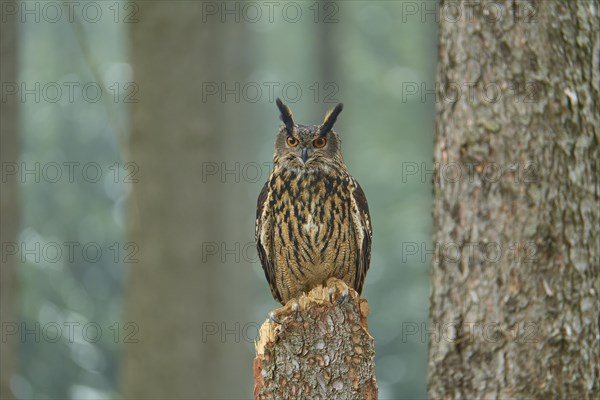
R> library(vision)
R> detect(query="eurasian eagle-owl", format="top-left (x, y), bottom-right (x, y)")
top-left (256, 99), bottom-right (372, 305)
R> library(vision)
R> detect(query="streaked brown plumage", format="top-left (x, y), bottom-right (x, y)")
top-left (256, 99), bottom-right (372, 305)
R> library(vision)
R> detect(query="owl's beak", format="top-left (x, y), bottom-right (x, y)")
top-left (300, 147), bottom-right (309, 163)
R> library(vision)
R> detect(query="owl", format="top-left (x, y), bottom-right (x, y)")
top-left (255, 99), bottom-right (372, 306)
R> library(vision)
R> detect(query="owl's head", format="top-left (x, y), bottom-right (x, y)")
top-left (273, 98), bottom-right (344, 170)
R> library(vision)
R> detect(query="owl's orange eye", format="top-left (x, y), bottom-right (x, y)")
top-left (313, 137), bottom-right (327, 148)
top-left (286, 137), bottom-right (299, 147)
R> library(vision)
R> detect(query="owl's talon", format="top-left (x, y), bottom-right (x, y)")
top-left (293, 303), bottom-right (299, 319)
top-left (328, 288), bottom-right (334, 303)
top-left (269, 311), bottom-right (281, 325)
top-left (337, 290), bottom-right (348, 305)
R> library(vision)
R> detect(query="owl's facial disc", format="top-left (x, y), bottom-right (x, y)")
top-left (274, 99), bottom-right (343, 171)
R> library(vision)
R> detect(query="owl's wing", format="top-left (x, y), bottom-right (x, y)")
top-left (349, 178), bottom-right (372, 294)
top-left (255, 180), bottom-right (283, 303)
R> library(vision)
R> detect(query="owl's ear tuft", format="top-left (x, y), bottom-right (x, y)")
top-left (319, 103), bottom-right (343, 136)
top-left (276, 98), bottom-right (294, 134)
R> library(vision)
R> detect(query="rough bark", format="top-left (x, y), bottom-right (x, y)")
top-left (254, 279), bottom-right (377, 400)
top-left (0, 11), bottom-right (19, 400)
top-left (429, 1), bottom-right (599, 399)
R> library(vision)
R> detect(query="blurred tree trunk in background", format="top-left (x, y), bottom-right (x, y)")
top-left (0, 13), bottom-right (19, 400)
top-left (319, 3), bottom-right (337, 87)
top-left (430, 1), bottom-right (598, 398)
top-left (121, 2), bottom-right (248, 397)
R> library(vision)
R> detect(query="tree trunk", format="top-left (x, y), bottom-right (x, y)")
top-left (0, 12), bottom-right (19, 400)
top-left (429, 1), bottom-right (599, 398)
top-left (254, 279), bottom-right (377, 399)
top-left (121, 2), bottom-right (231, 397)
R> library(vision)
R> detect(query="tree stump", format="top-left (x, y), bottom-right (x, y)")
top-left (253, 278), bottom-right (378, 400)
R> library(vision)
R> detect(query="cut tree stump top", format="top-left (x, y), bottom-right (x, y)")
top-left (254, 278), bottom-right (378, 400)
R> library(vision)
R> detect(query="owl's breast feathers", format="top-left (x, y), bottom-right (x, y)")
top-left (256, 166), bottom-right (372, 304)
